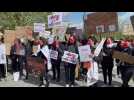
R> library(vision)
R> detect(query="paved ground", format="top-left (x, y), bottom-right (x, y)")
top-left (0, 64), bottom-right (134, 87)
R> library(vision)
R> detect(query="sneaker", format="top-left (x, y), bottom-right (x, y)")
top-left (65, 84), bottom-right (70, 87)
top-left (70, 85), bottom-right (74, 87)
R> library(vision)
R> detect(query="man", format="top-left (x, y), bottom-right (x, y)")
top-left (120, 39), bottom-right (134, 87)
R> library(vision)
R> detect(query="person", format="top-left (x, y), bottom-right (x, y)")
top-left (35, 37), bottom-right (52, 87)
top-left (10, 38), bottom-right (25, 80)
top-left (19, 38), bottom-right (26, 79)
top-left (87, 37), bottom-right (100, 87)
top-left (51, 36), bottom-right (62, 82)
top-left (64, 35), bottom-right (79, 87)
top-left (48, 30), bottom-right (55, 49)
top-left (120, 39), bottom-right (134, 87)
top-left (115, 40), bottom-right (124, 77)
top-left (101, 37), bottom-right (114, 86)
top-left (0, 36), bottom-right (6, 81)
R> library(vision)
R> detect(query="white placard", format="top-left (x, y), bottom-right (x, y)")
top-left (62, 51), bottom-right (78, 64)
top-left (0, 44), bottom-right (6, 64)
top-left (78, 45), bottom-right (91, 62)
top-left (94, 38), bottom-right (106, 57)
top-left (48, 13), bottom-right (62, 28)
top-left (34, 23), bottom-right (45, 33)
top-left (50, 50), bottom-right (58, 60)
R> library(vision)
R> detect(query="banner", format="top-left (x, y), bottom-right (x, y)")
top-left (53, 26), bottom-right (67, 41)
top-left (62, 51), bottom-right (78, 64)
top-left (94, 38), bottom-right (106, 56)
top-left (50, 50), bottom-right (58, 60)
top-left (112, 50), bottom-right (134, 64)
top-left (78, 45), bottom-right (91, 62)
top-left (48, 13), bottom-right (62, 28)
top-left (26, 57), bottom-right (45, 76)
top-left (34, 23), bottom-right (45, 33)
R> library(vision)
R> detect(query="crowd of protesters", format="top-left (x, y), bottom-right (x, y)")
top-left (0, 31), bottom-right (134, 87)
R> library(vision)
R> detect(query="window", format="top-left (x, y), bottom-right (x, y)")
top-left (109, 25), bottom-right (116, 32)
top-left (96, 25), bottom-right (104, 33)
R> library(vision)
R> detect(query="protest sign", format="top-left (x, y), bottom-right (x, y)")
top-left (26, 57), bottom-right (45, 76)
top-left (112, 50), bottom-right (134, 64)
top-left (62, 51), bottom-right (78, 64)
top-left (53, 26), bottom-right (67, 42)
top-left (50, 50), bottom-right (58, 60)
top-left (4, 30), bottom-right (16, 55)
top-left (94, 38), bottom-right (106, 56)
top-left (48, 13), bottom-right (62, 28)
top-left (0, 44), bottom-right (6, 64)
top-left (34, 23), bottom-right (45, 33)
top-left (78, 45), bottom-right (91, 62)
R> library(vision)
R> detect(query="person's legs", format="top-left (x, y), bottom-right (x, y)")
top-left (108, 66), bottom-right (113, 85)
top-left (44, 65), bottom-right (49, 87)
top-left (70, 64), bottom-right (76, 86)
top-left (122, 68), bottom-right (133, 87)
top-left (0, 64), bottom-right (3, 80)
top-left (52, 63), bottom-right (56, 80)
top-left (117, 66), bottom-right (120, 76)
top-left (19, 56), bottom-right (24, 79)
top-left (56, 62), bottom-right (60, 81)
top-left (102, 65), bottom-right (108, 84)
top-left (1, 64), bottom-right (6, 78)
top-left (65, 64), bottom-right (70, 86)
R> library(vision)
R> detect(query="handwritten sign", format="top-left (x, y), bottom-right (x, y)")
top-left (78, 45), bottom-right (91, 62)
top-left (50, 50), bottom-right (58, 60)
top-left (26, 57), bottom-right (45, 76)
top-left (48, 13), bottom-right (62, 28)
top-left (34, 23), bottom-right (45, 33)
top-left (62, 51), bottom-right (78, 64)
top-left (112, 50), bottom-right (134, 64)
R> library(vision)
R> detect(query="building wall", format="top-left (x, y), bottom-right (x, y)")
top-left (86, 12), bottom-right (118, 34)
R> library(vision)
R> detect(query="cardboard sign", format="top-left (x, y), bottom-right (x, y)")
top-left (26, 57), bottom-right (45, 76)
top-left (48, 13), bottom-right (62, 28)
top-left (50, 50), bottom-right (58, 60)
top-left (94, 38), bottom-right (106, 56)
top-left (78, 45), bottom-right (91, 62)
top-left (62, 51), bottom-right (78, 64)
top-left (112, 50), bottom-right (134, 64)
top-left (34, 23), bottom-right (45, 33)
top-left (4, 30), bottom-right (16, 55)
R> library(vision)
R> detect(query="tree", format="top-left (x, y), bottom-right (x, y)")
top-left (0, 12), bottom-right (52, 30)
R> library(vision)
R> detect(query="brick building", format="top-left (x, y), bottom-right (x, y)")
top-left (85, 12), bottom-right (118, 35)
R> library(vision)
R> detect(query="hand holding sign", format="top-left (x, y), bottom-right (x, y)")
top-left (62, 51), bottom-right (78, 64)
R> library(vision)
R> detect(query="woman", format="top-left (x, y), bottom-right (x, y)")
top-left (0, 36), bottom-right (6, 81)
top-left (10, 38), bottom-right (24, 80)
top-left (51, 36), bottom-right (62, 82)
top-left (35, 37), bottom-right (52, 87)
top-left (101, 38), bottom-right (114, 85)
top-left (115, 40), bottom-right (124, 77)
top-left (64, 35), bottom-right (79, 87)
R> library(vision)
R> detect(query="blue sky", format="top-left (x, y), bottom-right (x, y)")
top-left (62, 12), bottom-right (134, 25)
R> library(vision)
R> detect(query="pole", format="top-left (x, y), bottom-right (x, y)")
top-left (83, 12), bottom-right (87, 35)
